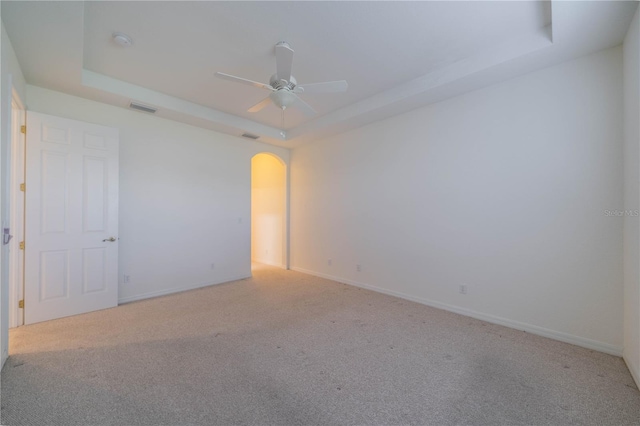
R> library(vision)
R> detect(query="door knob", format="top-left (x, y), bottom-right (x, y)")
top-left (102, 237), bottom-right (117, 242)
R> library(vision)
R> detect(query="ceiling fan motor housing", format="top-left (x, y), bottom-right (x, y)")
top-left (270, 74), bottom-right (297, 90)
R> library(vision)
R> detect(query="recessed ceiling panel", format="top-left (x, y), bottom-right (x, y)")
top-left (82, 1), bottom-right (549, 129)
top-left (4, 0), bottom-right (636, 147)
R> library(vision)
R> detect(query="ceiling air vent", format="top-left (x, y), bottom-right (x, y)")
top-left (129, 102), bottom-right (157, 114)
top-left (241, 133), bottom-right (260, 140)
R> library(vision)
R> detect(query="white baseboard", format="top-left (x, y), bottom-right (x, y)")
top-left (118, 274), bottom-right (251, 305)
top-left (623, 351), bottom-right (640, 388)
top-left (291, 266), bottom-right (623, 357)
top-left (252, 258), bottom-right (285, 268)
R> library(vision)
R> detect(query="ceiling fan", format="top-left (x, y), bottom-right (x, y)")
top-left (215, 41), bottom-right (348, 119)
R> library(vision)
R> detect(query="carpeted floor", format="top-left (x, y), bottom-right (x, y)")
top-left (1, 264), bottom-right (639, 425)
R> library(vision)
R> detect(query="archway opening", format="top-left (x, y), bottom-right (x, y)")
top-left (251, 153), bottom-right (286, 270)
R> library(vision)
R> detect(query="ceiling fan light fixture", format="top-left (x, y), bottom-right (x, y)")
top-left (270, 90), bottom-right (297, 110)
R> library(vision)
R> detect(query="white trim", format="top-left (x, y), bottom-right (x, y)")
top-left (11, 87), bottom-right (24, 111)
top-left (624, 352), bottom-right (640, 389)
top-left (291, 266), bottom-right (623, 357)
top-left (9, 93), bottom-right (25, 328)
top-left (82, 69), bottom-right (283, 141)
top-left (252, 259), bottom-right (285, 269)
top-left (287, 26), bottom-right (552, 142)
top-left (284, 160), bottom-right (290, 270)
top-left (117, 274), bottom-right (251, 305)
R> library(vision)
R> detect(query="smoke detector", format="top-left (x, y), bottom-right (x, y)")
top-left (112, 32), bottom-right (132, 47)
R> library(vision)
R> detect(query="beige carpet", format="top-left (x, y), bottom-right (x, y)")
top-left (1, 264), bottom-right (639, 425)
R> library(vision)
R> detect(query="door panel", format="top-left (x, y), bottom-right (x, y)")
top-left (82, 248), bottom-right (107, 293)
top-left (42, 123), bottom-right (70, 145)
top-left (39, 250), bottom-right (69, 300)
top-left (25, 112), bottom-right (119, 324)
top-left (83, 156), bottom-right (108, 232)
top-left (40, 151), bottom-right (68, 234)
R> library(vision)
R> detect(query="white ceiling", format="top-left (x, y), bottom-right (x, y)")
top-left (1, 1), bottom-right (637, 148)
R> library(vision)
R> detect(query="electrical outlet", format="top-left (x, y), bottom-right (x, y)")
top-left (459, 284), bottom-right (467, 295)
top-left (356, 264), bottom-right (361, 272)
top-left (210, 263), bottom-right (215, 270)
top-left (123, 275), bottom-right (130, 284)
top-left (237, 217), bottom-right (242, 224)
top-left (328, 259), bottom-right (332, 266)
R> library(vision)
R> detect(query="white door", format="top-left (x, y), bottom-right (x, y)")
top-left (25, 112), bottom-right (119, 324)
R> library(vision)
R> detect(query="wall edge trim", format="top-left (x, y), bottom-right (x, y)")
top-left (623, 350), bottom-right (640, 388)
top-left (291, 266), bottom-right (623, 357)
top-left (117, 274), bottom-right (251, 305)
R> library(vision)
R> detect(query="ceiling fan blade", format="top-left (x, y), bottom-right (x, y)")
top-left (275, 42), bottom-right (294, 82)
top-left (248, 97), bottom-right (272, 113)
top-left (294, 80), bottom-right (348, 94)
top-left (293, 94), bottom-right (316, 117)
top-left (215, 72), bottom-right (274, 91)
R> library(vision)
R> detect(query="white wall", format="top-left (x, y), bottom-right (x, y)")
top-left (26, 85), bottom-right (289, 304)
top-left (291, 47), bottom-right (624, 355)
top-left (1, 21), bottom-right (26, 368)
top-left (251, 153), bottom-right (286, 267)
top-left (623, 7), bottom-right (640, 387)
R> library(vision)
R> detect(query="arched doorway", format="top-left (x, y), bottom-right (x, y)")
top-left (251, 153), bottom-right (287, 269)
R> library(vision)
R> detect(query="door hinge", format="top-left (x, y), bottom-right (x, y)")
top-left (18, 300), bottom-right (24, 309)
top-left (20, 183), bottom-right (25, 192)
top-left (20, 125), bottom-right (26, 134)
top-left (19, 241), bottom-right (24, 250)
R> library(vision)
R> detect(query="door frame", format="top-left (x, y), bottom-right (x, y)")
top-left (250, 152), bottom-right (289, 270)
top-left (9, 89), bottom-right (25, 328)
